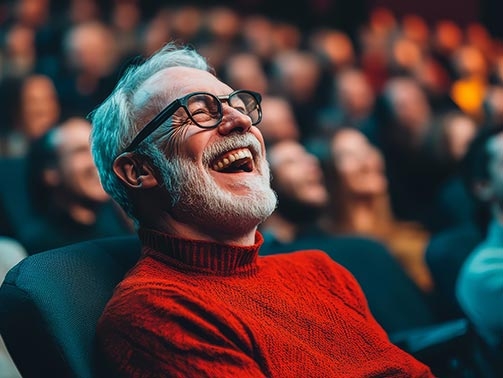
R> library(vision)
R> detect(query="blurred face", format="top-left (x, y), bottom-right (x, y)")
top-left (69, 23), bottom-right (117, 77)
top-left (337, 70), bottom-right (374, 117)
top-left (54, 119), bottom-right (109, 204)
top-left (259, 97), bottom-right (300, 143)
top-left (20, 75), bottom-right (60, 138)
top-left (275, 52), bottom-right (320, 103)
top-left (137, 67), bottom-right (277, 234)
top-left (389, 80), bottom-right (431, 134)
top-left (226, 54), bottom-right (268, 95)
top-left (487, 133), bottom-right (503, 203)
top-left (269, 140), bottom-right (328, 208)
top-left (331, 129), bottom-right (387, 198)
top-left (444, 115), bottom-right (477, 161)
top-left (435, 20), bottom-right (463, 54)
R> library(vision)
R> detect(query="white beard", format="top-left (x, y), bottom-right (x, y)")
top-left (160, 134), bottom-right (277, 236)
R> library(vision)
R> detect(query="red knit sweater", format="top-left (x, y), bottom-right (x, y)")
top-left (97, 228), bottom-right (434, 377)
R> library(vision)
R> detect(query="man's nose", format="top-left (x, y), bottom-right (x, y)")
top-left (216, 105), bottom-right (252, 135)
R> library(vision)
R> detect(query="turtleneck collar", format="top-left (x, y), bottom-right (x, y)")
top-left (138, 228), bottom-right (263, 276)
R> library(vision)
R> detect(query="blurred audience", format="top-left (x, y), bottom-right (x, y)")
top-left (320, 127), bottom-right (434, 293)
top-left (20, 117), bottom-right (133, 254)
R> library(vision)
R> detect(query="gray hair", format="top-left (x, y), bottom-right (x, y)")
top-left (89, 42), bottom-right (211, 222)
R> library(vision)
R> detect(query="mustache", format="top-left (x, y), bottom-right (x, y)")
top-left (202, 133), bottom-right (262, 165)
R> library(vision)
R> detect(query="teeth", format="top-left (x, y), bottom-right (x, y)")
top-left (212, 148), bottom-right (252, 171)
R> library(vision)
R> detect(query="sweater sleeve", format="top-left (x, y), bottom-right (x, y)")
top-left (97, 288), bottom-right (268, 378)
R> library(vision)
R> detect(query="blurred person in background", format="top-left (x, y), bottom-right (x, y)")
top-left (400, 14), bottom-right (430, 52)
top-left (372, 75), bottom-right (443, 232)
top-left (456, 125), bottom-right (503, 376)
top-left (140, 8), bottom-right (172, 58)
top-left (66, 0), bottom-right (101, 25)
top-left (258, 96), bottom-right (300, 144)
top-left (309, 28), bottom-right (356, 75)
top-left (167, 5), bottom-right (203, 44)
top-left (20, 117), bottom-right (133, 254)
top-left (450, 44), bottom-right (489, 122)
top-left (483, 84), bottom-right (503, 127)
top-left (388, 34), bottom-right (424, 77)
top-left (196, 6), bottom-right (242, 74)
top-left (428, 110), bottom-right (479, 230)
top-left (316, 67), bottom-right (376, 137)
top-left (320, 127), bottom-right (434, 293)
top-left (412, 55), bottom-right (457, 114)
top-left (0, 0), bottom-right (51, 77)
top-left (240, 15), bottom-right (276, 67)
top-left (0, 23), bottom-right (37, 79)
top-left (109, 0), bottom-right (143, 61)
top-left (426, 125), bottom-right (501, 321)
top-left (357, 7), bottom-right (397, 93)
top-left (0, 74), bottom-right (60, 157)
top-left (431, 19), bottom-right (464, 81)
top-left (260, 139), bottom-right (328, 245)
top-left (220, 52), bottom-right (269, 96)
top-left (57, 20), bottom-right (120, 118)
top-left (270, 50), bottom-right (330, 141)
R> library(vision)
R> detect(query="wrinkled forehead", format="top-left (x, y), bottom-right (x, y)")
top-left (133, 66), bottom-right (232, 110)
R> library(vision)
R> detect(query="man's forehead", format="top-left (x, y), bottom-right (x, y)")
top-left (136, 66), bottom-right (230, 104)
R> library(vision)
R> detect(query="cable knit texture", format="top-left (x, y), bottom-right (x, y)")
top-left (97, 228), bottom-right (434, 377)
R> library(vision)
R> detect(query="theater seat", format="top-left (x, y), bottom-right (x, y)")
top-left (0, 235), bottom-right (141, 378)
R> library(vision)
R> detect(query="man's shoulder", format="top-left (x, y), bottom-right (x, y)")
top-left (260, 248), bottom-right (332, 262)
top-left (260, 249), bottom-right (353, 278)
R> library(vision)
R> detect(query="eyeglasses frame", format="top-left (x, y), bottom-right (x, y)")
top-left (122, 89), bottom-right (262, 153)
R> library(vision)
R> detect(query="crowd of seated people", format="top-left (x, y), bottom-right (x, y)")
top-left (0, 0), bottom-right (502, 376)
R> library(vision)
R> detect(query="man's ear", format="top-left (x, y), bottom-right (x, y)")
top-left (113, 153), bottom-right (159, 189)
top-left (473, 180), bottom-right (493, 202)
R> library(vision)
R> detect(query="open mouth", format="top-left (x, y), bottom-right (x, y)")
top-left (211, 148), bottom-right (254, 173)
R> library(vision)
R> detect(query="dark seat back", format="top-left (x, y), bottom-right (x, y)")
top-left (0, 157), bottom-right (34, 238)
top-left (0, 235), bottom-right (141, 378)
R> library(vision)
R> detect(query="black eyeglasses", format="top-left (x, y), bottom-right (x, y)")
top-left (122, 89), bottom-right (262, 153)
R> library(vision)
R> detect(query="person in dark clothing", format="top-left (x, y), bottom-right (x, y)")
top-left (21, 117), bottom-right (133, 254)
top-left (426, 124), bottom-right (503, 320)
